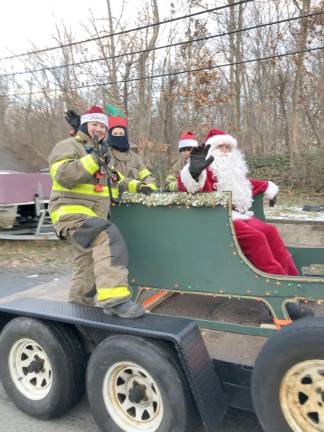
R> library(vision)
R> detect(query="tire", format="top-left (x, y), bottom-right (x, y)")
top-left (87, 335), bottom-right (200, 432)
top-left (252, 317), bottom-right (324, 432)
top-left (0, 317), bottom-right (86, 419)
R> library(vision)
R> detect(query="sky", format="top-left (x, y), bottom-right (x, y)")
top-left (0, 0), bottom-right (173, 58)
top-left (0, 1), bottom-right (312, 61)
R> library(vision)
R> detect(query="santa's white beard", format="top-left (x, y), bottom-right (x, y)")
top-left (209, 148), bottom-right (253, 213)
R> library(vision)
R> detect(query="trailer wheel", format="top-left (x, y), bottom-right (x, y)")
top-left (0, 317), bottom-right (86, 419)
top-left (252, 318), bottom-right (324, 432)
top-left (87, 335), bottom-right (200, 432)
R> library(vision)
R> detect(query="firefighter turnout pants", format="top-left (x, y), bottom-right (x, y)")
top-left (65, 218), bottom-right (130, 306)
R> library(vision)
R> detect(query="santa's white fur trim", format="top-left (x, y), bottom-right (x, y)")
top-left (208, 148), bottom-right (253, 213)
top-left (178, 139), bottom-right (198, 150)
top-left (264, 181), bottom-right (279, 200)
top-left (206, 134), bottom-right (237, 149)
top-left (232, 210), bottom-right (254, 221)
top-left (80, 113), bottom-right (108, 127)
top-left (180, 163), bottom-right (207, 193)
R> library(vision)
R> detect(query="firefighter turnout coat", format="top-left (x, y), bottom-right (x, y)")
top-left (165, 159), bottom-right (185, 192)
top-left (109, 148), bottom-right (157, 200)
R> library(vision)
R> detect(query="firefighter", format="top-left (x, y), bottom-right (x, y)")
top-left (65, 105), bottom-right (158, 200)
top-left (49, 105), bottom-right (145, 318)
top-left (103, 104), bottom-right (157, 199)
top-left (165, 131), bottom-right (198, 192)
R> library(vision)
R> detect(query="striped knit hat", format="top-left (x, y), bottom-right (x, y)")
top-left (80, 105), bottom-right (108, 128)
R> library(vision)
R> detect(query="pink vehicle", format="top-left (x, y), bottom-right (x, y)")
top-left (0, 171), bottom-right (55, 239)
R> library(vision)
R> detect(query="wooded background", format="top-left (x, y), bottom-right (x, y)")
top-left (0, 0), bottom-right (323, 191)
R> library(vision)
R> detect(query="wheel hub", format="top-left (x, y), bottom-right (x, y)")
top-left (25, 355), bottom-right (45, 374)
top-left (128, 378), bottom-right (149, 404)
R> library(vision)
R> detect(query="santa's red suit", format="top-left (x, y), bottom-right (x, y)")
top-left (178, 129), bottom-right (299, 276)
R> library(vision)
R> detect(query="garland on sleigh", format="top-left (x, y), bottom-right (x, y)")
top-left (119, 192), bottom-right (229, 208)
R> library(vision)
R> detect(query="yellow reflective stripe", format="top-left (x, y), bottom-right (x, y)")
top-left (50, 155), bottom-right (99, 181)
top-left (50, 205), bottom-right (97, 224)
top-left (146, 183), bottom-right (158, 191)
top-left (52, 181), bottom-right (109, 197)
top-left (50, 159), bottom-right (73, 179)
top-left (116, 170), bottom-right (125, 182)
top-left (167, 181), bottom-right (177, 192)
top-left (80, 154), bottom-right (99, 175)
top-left (128, 179), bottom-right (141, 193)
top-left (97, 286), bottom-right (131, 302)
top-left (138, 168), bottom-right (151, 181)
top-left (166, 174), bottom-right (177, 182)
top-left (110, 186), bottom-right (119, 199)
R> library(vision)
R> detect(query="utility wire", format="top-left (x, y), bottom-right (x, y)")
top-left (0, 11), bottom-right (321, 79)
top-left (4, 46), bottom-right (323, 98)
top-left (0, 0), bottom-right (252, 61)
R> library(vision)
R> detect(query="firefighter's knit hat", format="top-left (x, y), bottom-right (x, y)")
top-left (80, 105), bottom-right (108, 128)
top-left (178, 131), bottom-right (198, 150)
top-left (105, 104), bottom-right (128, 130)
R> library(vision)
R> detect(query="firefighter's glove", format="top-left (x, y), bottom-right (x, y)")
top-left (189, 144), bottom-right (214, 180)
top-left (269, 195), bottom-right (278, 207)
top-left (92, 146), bottom-right (111, 168)
top-left (138, 184), bottom-right (154, 195)
top-left (95, 155), bottom-right (111, 170)
top-left (110, 170), bottom-right (120, 183)
top-left (65, 110), bottom-right (81, 132)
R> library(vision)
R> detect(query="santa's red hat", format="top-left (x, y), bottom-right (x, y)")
top-left (178, 131), bottom-right (198, 150)
top-left (205, 128), bottom-right (237, 149)
top-left (80, 105), bottom-right (108, 128)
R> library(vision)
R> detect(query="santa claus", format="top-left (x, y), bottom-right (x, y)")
top-left (178, 128), bottom-right (299, 277)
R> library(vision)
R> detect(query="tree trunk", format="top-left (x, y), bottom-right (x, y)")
top-left (137, 0), bottom-right (159, 140)
top-left (105, 0), bottom-right (120, 102)
top-left (289, 0), bottom-right (311, 163)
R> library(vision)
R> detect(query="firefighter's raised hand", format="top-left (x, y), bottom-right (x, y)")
top-left (65, 110), bottom-right (81, 133)
top-left (189, 144), bottom-right (214, 180)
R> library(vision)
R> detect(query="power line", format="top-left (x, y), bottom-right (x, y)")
top-left (0, 0), bottom-right (252, 61)
top-left (5, 46), bottom-right (323, 99)
top-left (1, 11), bottom-right (321, 79)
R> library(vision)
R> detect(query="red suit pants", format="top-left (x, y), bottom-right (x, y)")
top-left (234, 217), bottom-right (299, 276)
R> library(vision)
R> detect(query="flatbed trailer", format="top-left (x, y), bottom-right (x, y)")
top-left (0, 192), bottom-right (324, 432)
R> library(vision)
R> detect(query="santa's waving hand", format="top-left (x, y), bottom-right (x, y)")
top-left (189, 144), bottom-right (214, 179)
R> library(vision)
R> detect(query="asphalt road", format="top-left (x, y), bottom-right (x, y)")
top-left (0, 268), bottom-right (263, 432)
top-left (0, 266), bottom-right (67, 297)
top-left (0, 383), bottom-right (263, 432)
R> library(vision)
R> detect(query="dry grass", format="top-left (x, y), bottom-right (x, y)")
top-left (0, 240), bottom-right (73, 270)
top-left (278, 190), bottom-right (324, 207)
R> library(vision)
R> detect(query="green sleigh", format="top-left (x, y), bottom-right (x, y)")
top-left (112, 192), bottom-right (324, 337)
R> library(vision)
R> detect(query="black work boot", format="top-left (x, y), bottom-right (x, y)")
top-left (286, 302), bottom-right (314, 320)
top-left (104, 298), bottom-right (145, 319)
